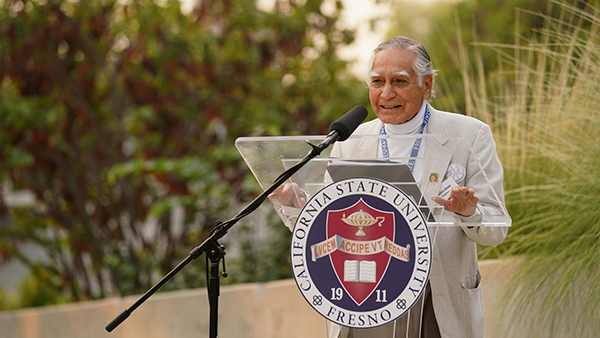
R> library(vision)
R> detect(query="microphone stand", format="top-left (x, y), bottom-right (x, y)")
top-left (105, 136), bottom-right (338, 338)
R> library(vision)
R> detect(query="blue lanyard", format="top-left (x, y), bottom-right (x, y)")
top-left (380, 103), bottom-right (431, 172)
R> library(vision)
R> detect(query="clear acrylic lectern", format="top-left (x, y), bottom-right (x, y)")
top-left (235, 134), bottom-right (511, 338)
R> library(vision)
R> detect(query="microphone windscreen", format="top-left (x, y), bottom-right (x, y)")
top-left (329, 105), bottom-right (368, 141)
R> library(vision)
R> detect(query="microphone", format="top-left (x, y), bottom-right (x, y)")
top-left (318, 105), bottom-right (368, 149)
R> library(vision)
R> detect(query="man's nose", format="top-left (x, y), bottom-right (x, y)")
top-left (381, 82), bottom-right (396, 99)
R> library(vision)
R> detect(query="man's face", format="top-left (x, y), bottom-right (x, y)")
top-left (368, 48), bottom-right (433, 124)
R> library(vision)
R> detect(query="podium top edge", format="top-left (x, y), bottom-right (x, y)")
top-left (236, 135), bottom-right (326, 142)
top-left (235, 134), bottom-right (462, 143)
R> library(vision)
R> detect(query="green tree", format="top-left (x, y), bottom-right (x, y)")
top-left (0, 0), bottom-right (368, 306)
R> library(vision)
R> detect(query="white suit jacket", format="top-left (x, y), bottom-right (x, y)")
top-left (328, 105), bottom-right (509, 338)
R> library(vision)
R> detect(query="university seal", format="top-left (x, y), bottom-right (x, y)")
top-left (291, 177), bottom-right (432, 329)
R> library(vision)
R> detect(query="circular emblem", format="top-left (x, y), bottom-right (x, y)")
top-left (291, 177), bottom-right (432, 329)
top-left (446, 163), bottom-right (466, 182)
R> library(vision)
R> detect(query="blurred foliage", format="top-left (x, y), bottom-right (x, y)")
top-left (388, 0), bottom-right (600, 336)
top-left (0, 0), bottom-right (368, 307)
top-left (447, 0), bottom-right (600, 336)
top-left (14, 269), bottom-right (68, 309)
top-left (0, 288), bottom-right (9, 311)
top-left (227, 210), bottom-right (294, 283)
top-left (388, 0), bottom-right (549, 114)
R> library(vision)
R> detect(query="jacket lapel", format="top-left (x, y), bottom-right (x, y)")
top-left (421, 108), bottom-right (453, 201)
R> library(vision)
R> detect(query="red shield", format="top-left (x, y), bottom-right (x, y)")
top-left (326, 198), bottom-right (395, 306)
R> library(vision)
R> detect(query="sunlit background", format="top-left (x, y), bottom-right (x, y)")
top-left (1, 0), bottom-right (599, 337)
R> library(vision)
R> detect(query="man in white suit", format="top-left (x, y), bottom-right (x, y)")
top-left (271, 36), bottom-right (509, 338)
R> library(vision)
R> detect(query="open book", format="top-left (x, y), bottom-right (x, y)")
top-left (344, 260), bottom-right (376, 283)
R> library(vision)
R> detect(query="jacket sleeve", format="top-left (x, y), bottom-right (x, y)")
top-left (457, 123), bottom-right (510, 246)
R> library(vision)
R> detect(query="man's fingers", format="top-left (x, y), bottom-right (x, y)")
top-left (294, 197), bottom-right (306, 208)
top-left (431, 186), bottom-right (479, 216)
top-left (431, 195), bottom-right (446, 206)
top-left (269, 183), bottom-right (306, 208)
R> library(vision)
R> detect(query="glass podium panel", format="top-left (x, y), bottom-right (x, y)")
top-left (235, 134), bottom-right (511, 229)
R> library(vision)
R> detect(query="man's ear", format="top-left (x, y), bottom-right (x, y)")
top-left (422, 74), bottom-right (433, 100)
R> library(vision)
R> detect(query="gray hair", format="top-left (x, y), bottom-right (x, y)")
top-left (365, 36), bottom-right (437, 98)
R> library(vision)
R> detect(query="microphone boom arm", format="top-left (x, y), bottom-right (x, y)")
top-left (105, 105), bottom-right (367, 336)
top-left (105, 132), bottom-right (341, 336)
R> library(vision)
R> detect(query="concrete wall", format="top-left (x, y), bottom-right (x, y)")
top-left (0, 259), bottom-right (516, 338)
